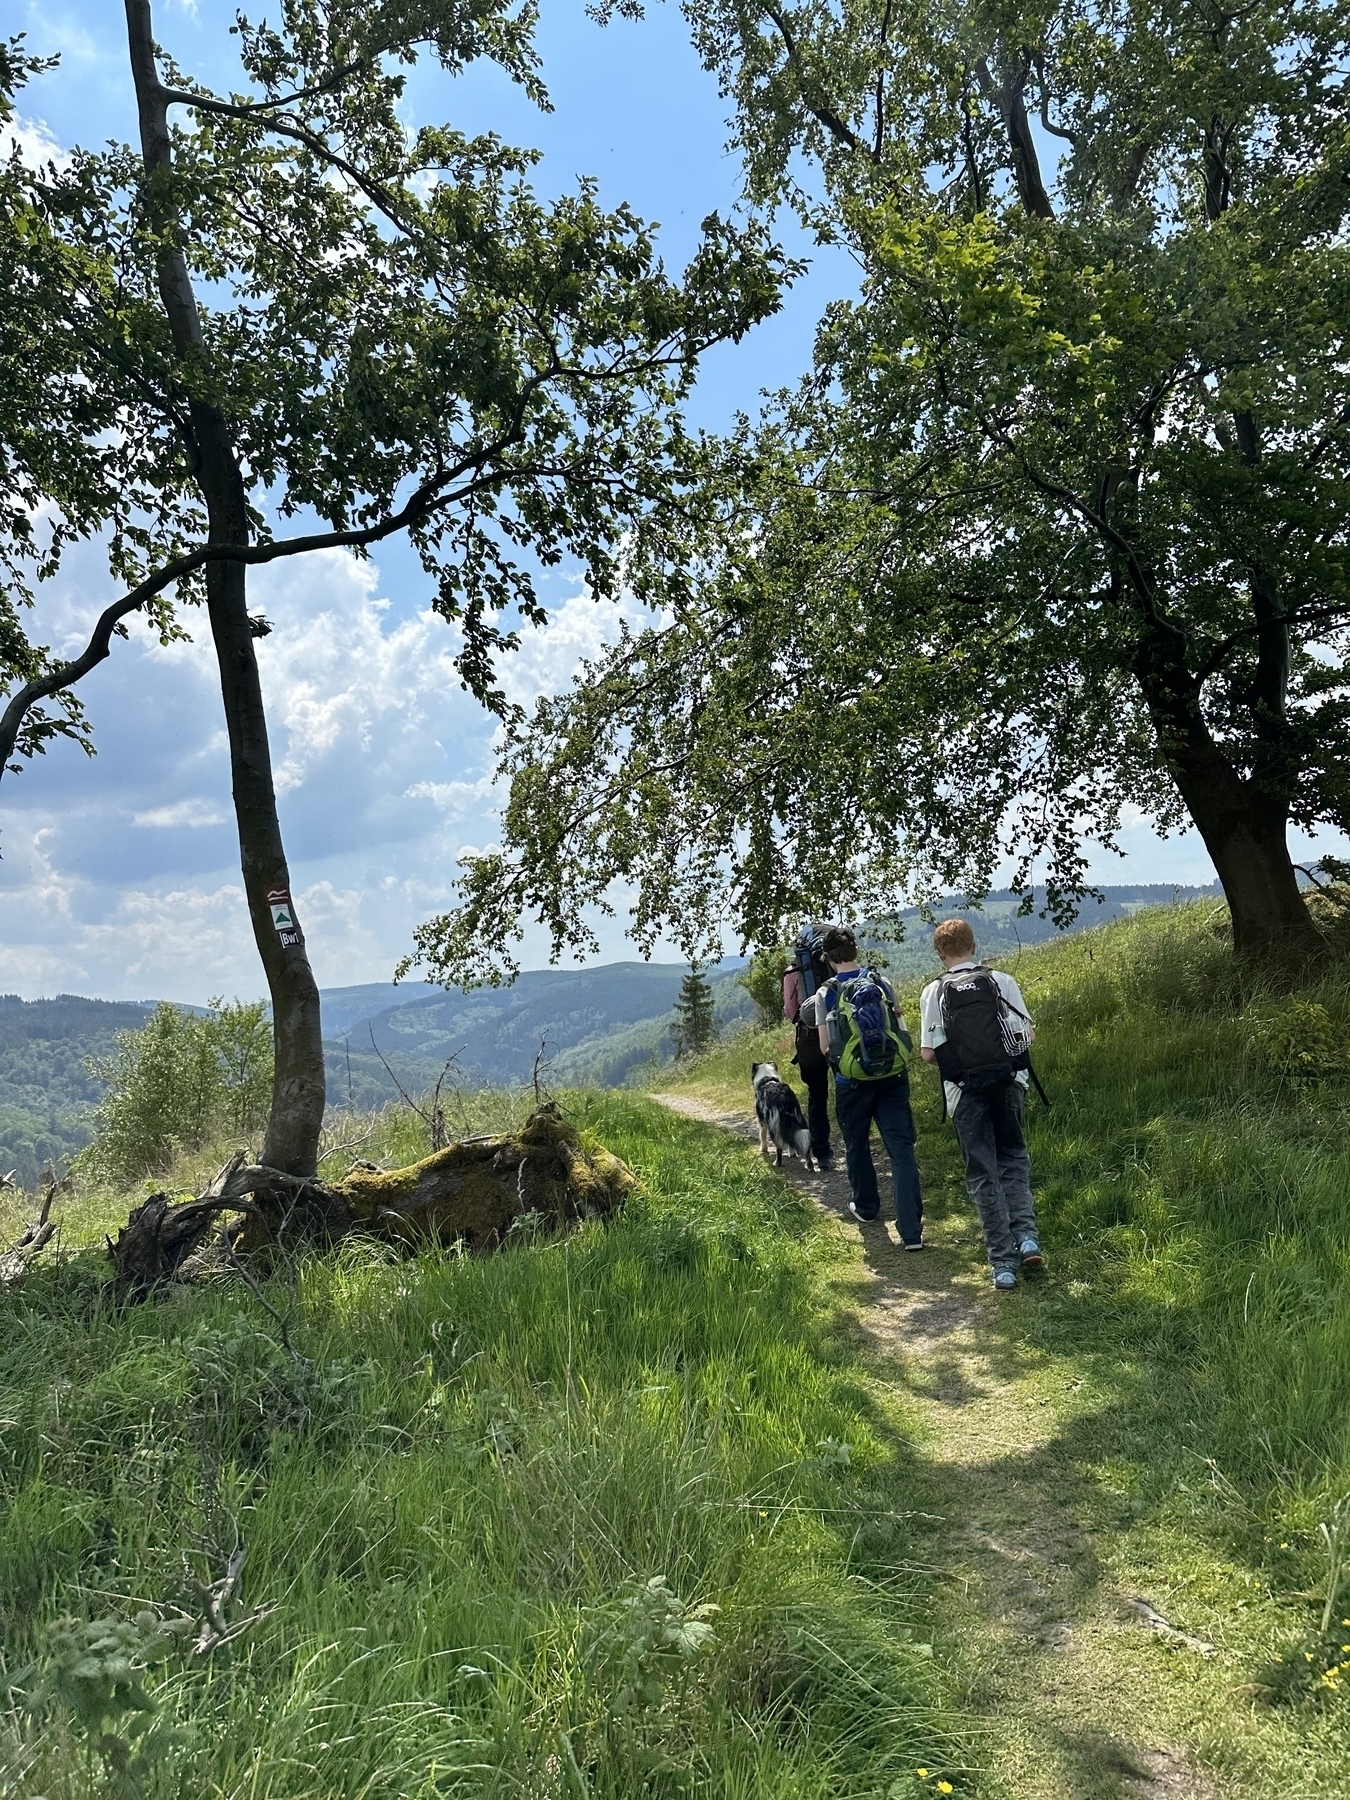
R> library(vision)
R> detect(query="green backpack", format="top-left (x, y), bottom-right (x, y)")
top-left (826, 971), bottom-right (911, 1081)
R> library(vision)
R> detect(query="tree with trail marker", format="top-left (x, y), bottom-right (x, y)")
top-left (416, 0), bottom-right (1350, 975)
top-left (0, 2), bottom-right (786, 1190)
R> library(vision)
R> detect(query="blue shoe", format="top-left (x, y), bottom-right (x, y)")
top-left (1018, 1237), bottom-right (1044, 1270)
top-left (992, 1266), bottom-right (1018, 1292)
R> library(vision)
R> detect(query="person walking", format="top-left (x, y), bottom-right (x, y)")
top-left (815, 925), bottom-right (924, 1248)
top-left (919, 919), bottom-right (1043, 1291)
top-left (782, 924), bottom-right (833, 1170)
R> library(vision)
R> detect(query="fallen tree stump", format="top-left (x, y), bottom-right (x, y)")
top-left (332, 1102), bottom-right (636, 1252)
top-left (108, 1105), bottom-right (635, 1290)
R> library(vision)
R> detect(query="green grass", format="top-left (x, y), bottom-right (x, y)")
top-left (9, 899), bottom-right (1350, 1799)
top-left (656, 900), bottom-right (1350, 1789)
top-left (886, 901), bottom-right (1350, 1774)
top-left (0, 1093), bottom-right (962, 1799)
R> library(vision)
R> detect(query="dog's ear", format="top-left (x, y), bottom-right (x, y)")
top-left (750, 1062), bottom-right (761, 1077)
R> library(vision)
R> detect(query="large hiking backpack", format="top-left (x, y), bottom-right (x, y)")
top-left (794, 923), bottom-right (831, 999)
top-left (826, 970), bottom-right (910, 1082)
top-left (934, 966), bottom-right (1028, 1092)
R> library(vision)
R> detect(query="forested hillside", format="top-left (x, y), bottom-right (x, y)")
top-left (0, 995), bottom-right (153, 1184)
top-left (0, 890), bottom-right (1222, 1185)
top-left (322, 962), bottom-right (753, 1105)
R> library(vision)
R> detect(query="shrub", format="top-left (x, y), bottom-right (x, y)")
top-left (77, 1000), bottom-right (273, 1185)
top-left (1253, 998), bottom-right (1346, 1078)
top-left (739, 946), bottom-right (788, 1027)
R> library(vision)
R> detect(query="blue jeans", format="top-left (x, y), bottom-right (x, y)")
top-left (834, 1073), bottom-right (923, 1245)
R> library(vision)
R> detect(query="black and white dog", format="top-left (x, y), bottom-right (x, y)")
top-left (751, 1062), bottom-right (817, 1171)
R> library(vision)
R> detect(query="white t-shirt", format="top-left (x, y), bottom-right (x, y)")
top-left (919, 961), bottom-right (1034, 1117)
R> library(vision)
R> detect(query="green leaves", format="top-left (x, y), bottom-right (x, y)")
top-left (412, 0), bottom-right (1350, 970)
top-left (1, 3), bottom-right (789, 760)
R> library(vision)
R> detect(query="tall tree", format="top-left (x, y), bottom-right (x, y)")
top-left (671, 965), bottom-right (716, 1058)
top-left (410, 0), bottom-right (1350, 976)
top-left (0, 1), bottom-right (785, 1178)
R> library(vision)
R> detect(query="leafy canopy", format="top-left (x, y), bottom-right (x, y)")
top-left (412, 0), bottom-right (1350, 975)
top-left (0, 0), bottom-right (789, 755)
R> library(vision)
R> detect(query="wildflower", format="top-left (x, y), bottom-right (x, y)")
top-left (937, 1785), bottom-right (954, 1796)
top-left (917, 1772), bottom-right (929, 1781)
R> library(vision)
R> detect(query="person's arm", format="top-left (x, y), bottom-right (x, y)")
top-left (782, 967), bottom-right (801, 1023)
top-left (918, 978), bottom-right (940, 1062)
top-left (1000, 973), bottom-right (1035, 1043)
top-left (817, 984), bottom-right (832, 1056)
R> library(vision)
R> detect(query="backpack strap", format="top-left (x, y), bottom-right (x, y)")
top-left (1026, 1056), bottom-right (1051, 1108)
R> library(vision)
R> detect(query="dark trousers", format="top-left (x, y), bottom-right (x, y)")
top-left (952, 1080), bottom-right (1038, 1267)
top-left (794, 1023), bottom-right (832, 1160)
top-left (835, 1073), bottom-right (923, 1245)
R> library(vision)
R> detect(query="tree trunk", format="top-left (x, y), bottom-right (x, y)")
top-left (1173, 760), bottom-right (1318, 962)
top-left (1134, 627), bottom-right (1321, 963)
top-left (125, 0), bottom-right (326, 1176)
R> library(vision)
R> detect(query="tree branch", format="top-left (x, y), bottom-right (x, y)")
top-left (159, 85), bottom-right (420, 236)
top-left (0, 450), bottom-right (528, 778)
top-left (975, 54), bottom-right (1055, 219)
top-left (760, 1), bottom-right (870, 160)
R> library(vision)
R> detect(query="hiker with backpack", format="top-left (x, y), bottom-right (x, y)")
top-left (781, 922), bottom-right (833, 1170)
top-left (815, 925), bottom-right (924, 1249)
top-left (919, 919), bottom-right (1044, 1292)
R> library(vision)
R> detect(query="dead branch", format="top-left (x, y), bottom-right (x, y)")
top-left (0, 1184), bottom-right (58, 1289)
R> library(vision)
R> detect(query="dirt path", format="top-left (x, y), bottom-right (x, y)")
top-left (649, 1092), bottom-right (1226, 1800)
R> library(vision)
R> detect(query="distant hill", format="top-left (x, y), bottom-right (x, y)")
top-left (0, 884), bottom-right (1223, 1184)
top-left (0, 994), bottom-right (154, 1186)
top-left (323, 963), bottom-right (753, 1106)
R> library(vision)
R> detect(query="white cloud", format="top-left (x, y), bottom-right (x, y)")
top-left (132, 798), bottom-right (230, 829)
top-left (3, 113), bottom-right (69, 170)
top-left (405, 776), bottom-right (494, 816)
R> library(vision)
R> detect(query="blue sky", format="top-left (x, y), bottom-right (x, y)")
top-left (1, 0), bottom-right (1331, 1004)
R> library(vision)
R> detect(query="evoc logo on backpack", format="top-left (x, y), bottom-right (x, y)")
top-left (934, 966), bottom-right (1027, 1091)
top-left (826, 971), bottom-right (909, 1082)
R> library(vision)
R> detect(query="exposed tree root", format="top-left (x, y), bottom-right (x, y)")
top-left (107, 1105), bottom-right (635, 1292)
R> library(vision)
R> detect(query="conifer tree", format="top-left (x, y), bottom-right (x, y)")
top-left (671, 967), bottom-right (717, 1059)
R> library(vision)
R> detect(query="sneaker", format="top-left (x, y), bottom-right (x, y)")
top-left (815, 1153), bottom-right (834, 1172)
top-left (903, 1237), bottom-right (924, 1252)
top-left (1018, 1237), bottom-right (1044, 1269)
top-left (847, 1200), bottom-right (879, 1223)
top-left (992, 1266), bottom-right (1018, 1292)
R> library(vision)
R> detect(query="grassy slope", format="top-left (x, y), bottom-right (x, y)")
top-left (0, 1096), bottom-right (964, 1800)
top-left (7, 900), bottom-right (1350, 1798)
top-left (663, 901), bottom-right (1350, 1793)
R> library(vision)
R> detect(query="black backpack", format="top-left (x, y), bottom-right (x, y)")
top-left (934, 966), bottom-right (1035, 1096)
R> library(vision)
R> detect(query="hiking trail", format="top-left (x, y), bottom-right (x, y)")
top-left (650, 1091), bottom-right (1228, 1800)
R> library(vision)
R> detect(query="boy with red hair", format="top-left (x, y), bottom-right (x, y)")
top-left (919, 918), bottom-right (1043, 1291)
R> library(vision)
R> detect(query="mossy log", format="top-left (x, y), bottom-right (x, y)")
top-left (333, 1103), bottom-right (636, 1252)
top-left (108, 1106), bottom-right (635, 1287)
